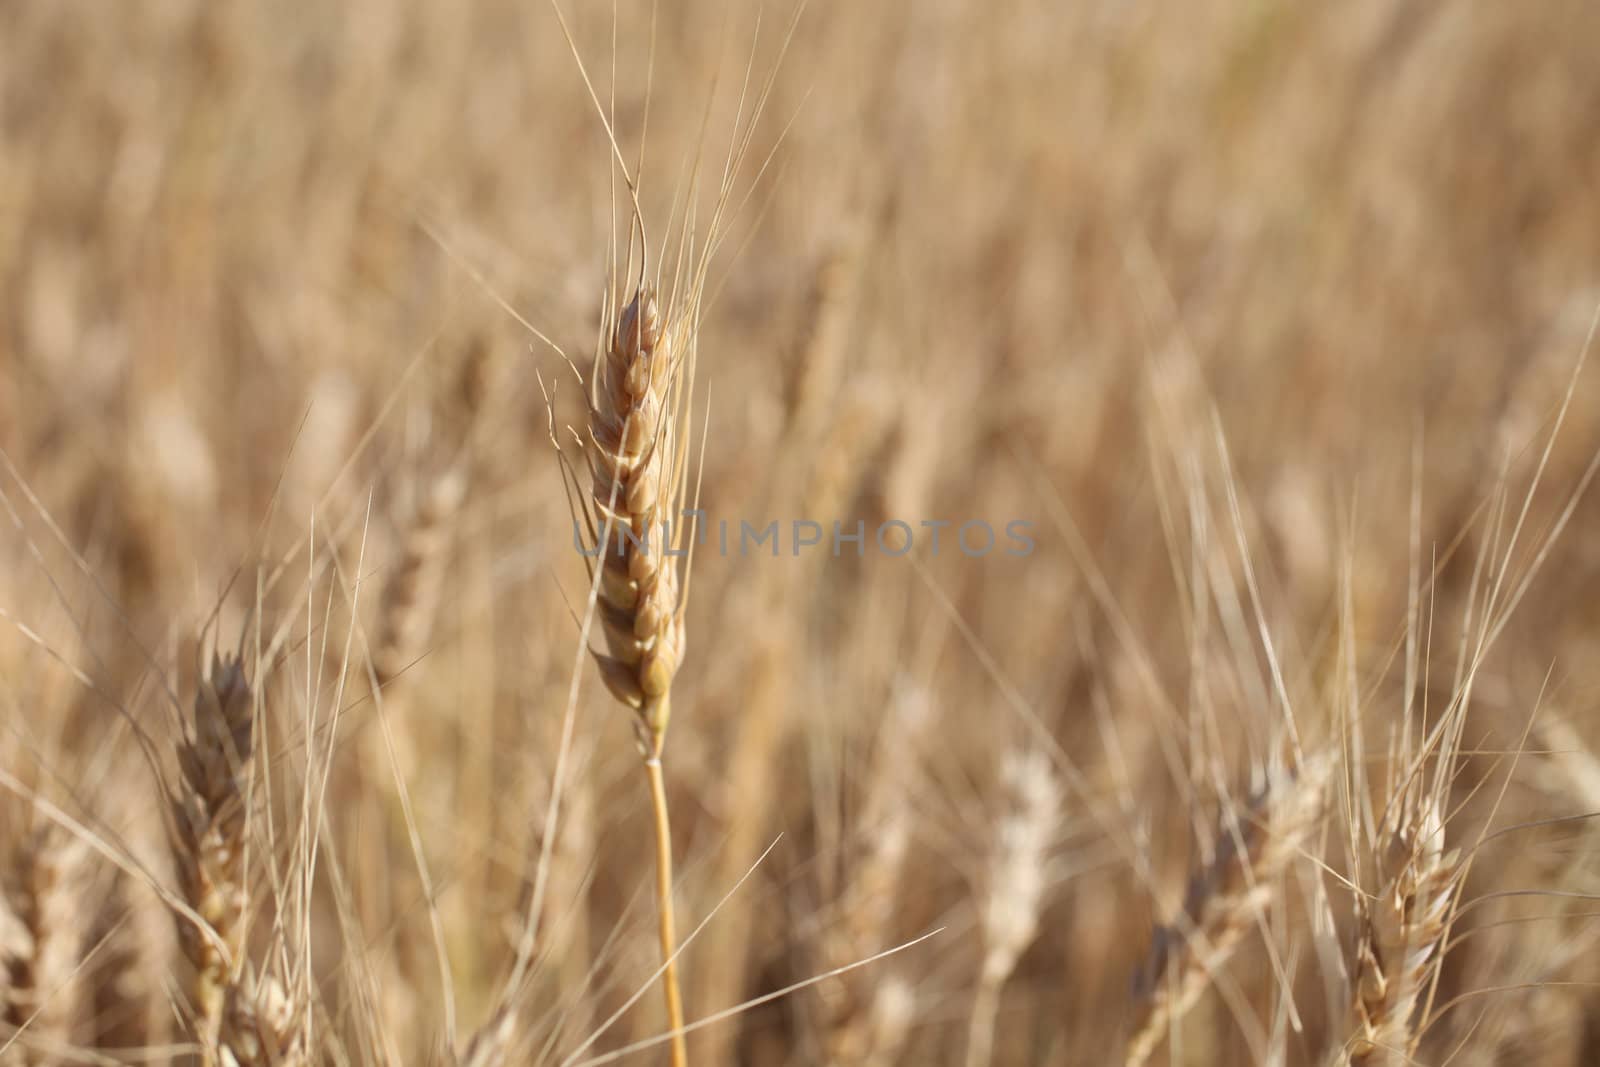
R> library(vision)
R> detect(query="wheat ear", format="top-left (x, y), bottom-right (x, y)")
top-left (1125, 753), bottom-right (1330, 1067)
top-left (170, 653), bottom-right (298, 1065)
top-left (586, 288), bottom-right (687, 734)
top-left (582, 286), bottom-right (690, 1066)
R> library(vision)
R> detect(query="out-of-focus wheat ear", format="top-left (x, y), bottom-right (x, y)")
top-left (820, 682), bottom-right (931, 1067)
top-left (823, 973), bottom-right (920, 1067)
top-left (0, 883), bottom-right (24, 1045)
top-left (801, 390), bottom-right (892, 540)
top-left (1487, 983), bottom-right (1587, 1067)
top-left (1453, 712), bottom-right (1600, 1065)
top-left (965, 749), bottom-right (1063, 1067)
top-left (374, 464), bottom-right (467, 690)
top-left (544, 753), bottom-right (596, 1044)
top-left (169, 652), bottom-right (303, 1066)
top-left (784, 227), bottom-right (864, 443)
top-left (455, 332), bottom-right (501, 426)
top-left (37, 833), bottom-right (92, 1059)
top-left (85, 865), bottom-right (173, 1055)
top-left (1533, 713), bottom-right (1600, 818)
top-left (694, 629), bottom-right (790, 1064)
top-left (1125, 751), bottom-right (1332, 1067)
top-left (866, 977), bottom-right (917, 1067)
top-left (172, 653), bottom-right (253, 1044)
top-left (1, 827), bottom-right (90, 1060)
top-left (1343, 793), bottom-right (1461, 1067)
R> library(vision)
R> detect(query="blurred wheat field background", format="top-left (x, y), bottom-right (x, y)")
top-left (4, 2), bottom-right (1600, 1065)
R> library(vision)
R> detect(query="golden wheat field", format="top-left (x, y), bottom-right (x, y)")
top-left (4, 2), bottom-right (1600, 1065)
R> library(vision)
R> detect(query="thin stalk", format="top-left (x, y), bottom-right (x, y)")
top-left (645, 734), bottom-right (688, 1067)
top-left (964, 974), bottom-right (1003, 1067)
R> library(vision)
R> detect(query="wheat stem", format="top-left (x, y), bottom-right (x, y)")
top-left (645, 742), bottom-right (688, 1067)
top-left (963, 975), bottom-right (1002, 1067)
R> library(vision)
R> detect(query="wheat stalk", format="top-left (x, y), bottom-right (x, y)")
top-left (1125, 753), bottom-right (1330, 1067)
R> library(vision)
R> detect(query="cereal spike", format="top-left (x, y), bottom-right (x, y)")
top-left (584, 286), bottom-right (686, 753)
